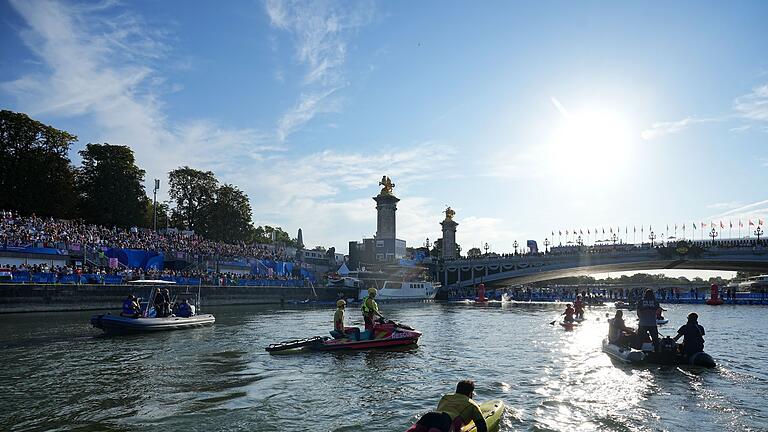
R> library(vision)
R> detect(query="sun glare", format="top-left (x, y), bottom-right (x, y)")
top-left (545, 108), bottom-right (635, 183)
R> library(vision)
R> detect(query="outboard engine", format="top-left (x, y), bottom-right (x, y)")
top-left (660, 337), bottom-right (677, 353)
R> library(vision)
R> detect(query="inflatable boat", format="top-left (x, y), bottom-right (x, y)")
top-left (266, 320), bottom-right (422, 353)
top-left (91, 313), bottom-right (215, 334)
top-left (656, 318), bottom-right (669, 325)
top-left (405, 399), bottom-right (505, 432)
top-left (601, 338), bottom-right (715, 368)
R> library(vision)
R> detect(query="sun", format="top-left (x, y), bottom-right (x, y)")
top-left (544, 105), bottom-right (636, 183)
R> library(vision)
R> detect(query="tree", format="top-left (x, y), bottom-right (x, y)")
top-left (207, 184), bottom-right (253, 243)
top-left (76, 143), bottom-right (148, 227)
top-left (0, 110), bottom-right (77, 217)
top-left (467, 247), bottom-right (481, 258)
top-left (168, 167), bottom-right (218, 234)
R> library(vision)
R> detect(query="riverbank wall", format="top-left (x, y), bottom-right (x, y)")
top-left (0, 284), bottom-right (356, 313)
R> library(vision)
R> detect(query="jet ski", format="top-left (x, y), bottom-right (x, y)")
top-left (266, 319), bottom-right (421, 353)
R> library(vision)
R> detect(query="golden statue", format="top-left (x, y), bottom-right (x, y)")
top-left (378, 175), bottom-right (395, 196)
top-left (444, 206), bottom-right (455, 220)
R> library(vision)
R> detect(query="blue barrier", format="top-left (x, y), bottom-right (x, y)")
top-left (105, 248), bottom-right (164, 270)
top-left (103, 275), bottom-right (124, 284)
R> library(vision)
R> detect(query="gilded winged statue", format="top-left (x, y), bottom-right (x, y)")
top-left (444, 206), bottom-right (455, 220)
top-left (379, 176), bottom-right (395, 195)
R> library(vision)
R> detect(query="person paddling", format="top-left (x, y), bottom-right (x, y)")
top-left (673, 313), bottom-right (706, 358)
top-left (562, 304), bottom-right (575, 323)
top-left (407, 380), bottom-right (487, 432)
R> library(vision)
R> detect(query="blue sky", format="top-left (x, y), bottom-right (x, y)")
top-left (1, 0), bottom-right (767, 259)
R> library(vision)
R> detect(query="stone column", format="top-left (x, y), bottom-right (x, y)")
top-left (373, 194), bottom-right (399, 240)
top-left (440, 207), bottom-right (458, 259)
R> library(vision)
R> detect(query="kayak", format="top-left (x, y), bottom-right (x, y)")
top-left (462, 400), bottom-right (505, 432)
top-left (560, 321), bottom-right (579, 330)
top-left (90, 313), bottom-right (215, 334)
top-left (614, 301), bottom-right (632, 309)
top-left (266, 320), bottom-right (422, 353)
top-left (601, 338), bottom-right (715, 368)
top-left (405, 400), bottom-right (505, 432)
top-left (656, 318), bottom-right (669, 325)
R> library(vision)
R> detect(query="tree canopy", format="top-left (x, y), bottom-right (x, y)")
top-left (77, 143), bottom-right (148, 227)
top-left (0, 110), bottom-right (77, 217)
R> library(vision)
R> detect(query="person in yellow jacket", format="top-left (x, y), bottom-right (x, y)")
top-left (331, 299), bottom-right (360, 340)
top-left (361, 287), bottom-right (383, 334)
top-left (409, 380), bottom-right (487, 432)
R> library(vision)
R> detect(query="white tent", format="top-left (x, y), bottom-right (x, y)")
top-left (337, 263), bottom-right (350, 276)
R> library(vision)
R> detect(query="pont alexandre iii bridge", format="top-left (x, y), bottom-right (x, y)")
top-left (437, 243), bottom-right (768, 289)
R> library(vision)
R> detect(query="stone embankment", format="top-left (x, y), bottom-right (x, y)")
top-left (0, 284), bottom-right (352, 313)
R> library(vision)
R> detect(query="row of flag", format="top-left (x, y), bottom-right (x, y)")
top-left (551, 219), bottom-right (765, 237)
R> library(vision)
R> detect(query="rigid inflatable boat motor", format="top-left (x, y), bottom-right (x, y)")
top-left (660, 337), bottom-right (676, 353)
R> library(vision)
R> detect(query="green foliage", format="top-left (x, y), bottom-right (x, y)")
top-left (0, 110), bottom-right (77, 217)
top-left (251, 225), bottom-right (296, 246)
top-left (207, 184), bottom-right (252, 243)
top-left (77, 143), bottom-right (148, 227)
top-left (168, 167), bottom-right (218, 233)
top-left (145, 200), bottom-right (170, 230)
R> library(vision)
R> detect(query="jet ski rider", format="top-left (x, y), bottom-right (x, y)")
top-left (361, 288), bottom-right (384, 336)
top-left (331, 300), bottom-right (360, 340)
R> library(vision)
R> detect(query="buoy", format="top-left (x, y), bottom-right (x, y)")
top-left (706, 283), bottom-right (724, 305)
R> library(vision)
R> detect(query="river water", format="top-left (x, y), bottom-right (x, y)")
top-left (1, 302), bottom-right (766, 431)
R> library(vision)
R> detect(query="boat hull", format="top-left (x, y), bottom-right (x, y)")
top-left (312, 334), bottom-right (421, 351)
top-left (91, 313), bottom-right (215, 334)
top-left (602, 338), bottom-right (715, 368)
top-left (560, 321), bottom-right (579, 330)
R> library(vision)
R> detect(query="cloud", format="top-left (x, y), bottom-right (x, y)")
top-left (1, 0), bottom-right (266, 189)
top-left (265, 0), bottom-right (374, 141)
top-left (706, 201), bottom-right (743, 210)
top-left (640, 117), bottom-right (719, 140)
top-left (708, 198), bottom-right (768, 224)
top-left (734, 84), bottom-right (768, 122)
top-left (641, 83), bottom-right (768, 140)
top-left (456, 216), bottom-right (522, 253)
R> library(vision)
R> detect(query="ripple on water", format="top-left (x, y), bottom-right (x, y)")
top-left (1, 303), bottom-right (767, 431)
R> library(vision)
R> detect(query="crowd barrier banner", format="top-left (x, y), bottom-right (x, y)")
top-left (103, 275), bottom-right (124, 284)
top-left (105, 248), bottom-right (164, 270)
top-left (31, 273), bottom-right (56, 283)
top-left (59, 274), bottom-right (80, 284)
top-left (1, 246), bottom-right (68, 255)
top-left (11, 271), bottom-right (30, 282)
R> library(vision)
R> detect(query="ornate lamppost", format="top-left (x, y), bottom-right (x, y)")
top-left (576, 235), bottom-right (584, 247)
top-left (649, 231), bottom-right (656, 248)
top-left (755, 226), bottom-right (763, 245)
top-left (544, 238), bottom-right (550, 253)
top-left (484, 242), bottom-right (490, 255)
top-left (611, 233), bottom-right (618, 245)
top-left (513, 240), bottom-right (518, 255)
top-left (709, 227), bottom-right (718, 245)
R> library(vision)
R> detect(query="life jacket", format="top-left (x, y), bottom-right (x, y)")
top-left (361, 297), bottom-right (376, 315)
top-left (122, 298), bottom-right (137, 315)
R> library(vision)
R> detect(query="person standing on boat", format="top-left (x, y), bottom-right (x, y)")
top-left (331, 300), bottom-right (360, 340)
top-left (361, 288), bottom-right (383, 335)
top-left (161, 288), bottom-right (172, 317)
top-left (636, 289), bottom-right (662, 352)
top-left (673, 313), bottom-right (706, 358)
top-left (408, 380), bottom-right (487, 432)
top-left (121, 294), bottom-right (141, 318)
top-left (574, 296), bottom-right (585, 319)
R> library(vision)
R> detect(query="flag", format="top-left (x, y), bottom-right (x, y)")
top-left (625, 226), bottom-right (628, 234)
top-left (720, 221), bottom-right (724, 229)
top-left (587, 229), bottom-right (591, 234)
top-left (551, 231), bottom-right (554, 236)
top-left (559, 230), bottom-right (562, 235)
top-left (701, 222), bottom-right (706, 229)
top-left (610, 227), bottom-right (613, 233)
top-left (633, 226), bottom-right (636, 232)
top-left (674, 223), bottom-right (677, 230)
top-left (761, 218), bottom-right (765, 226)
top-left (579, 229), bottom-right (583, 234)
top-left (602, 228), bottom-right (605, 234)
top-left (711, 222), bottom-right (715, 228)
top-left (739, 220), bottom-right (743, 227)
top-left (729, 221), bottom-right (732, 228)
top-left (566, 230), bottom-right (569, 235)
top-left (749, 220), bottom-right (755, 226)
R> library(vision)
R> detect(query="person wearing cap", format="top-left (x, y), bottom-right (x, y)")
top-left (121, 294), bottom-right (140, 318)
top-left (361, 287), bottom-right (383, 336)
top-left (673, 313), bottom-right (706, 357)
top-left (331, 300), bottom-right (360, 340)
top-left (408, 380), bottom-right (487, 432)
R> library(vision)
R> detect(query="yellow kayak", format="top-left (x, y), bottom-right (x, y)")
top-left (462, 399), bottom-right (505, 432)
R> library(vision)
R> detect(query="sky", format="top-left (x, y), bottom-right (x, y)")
top-left (1, 0), bottom-right (767, 271)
